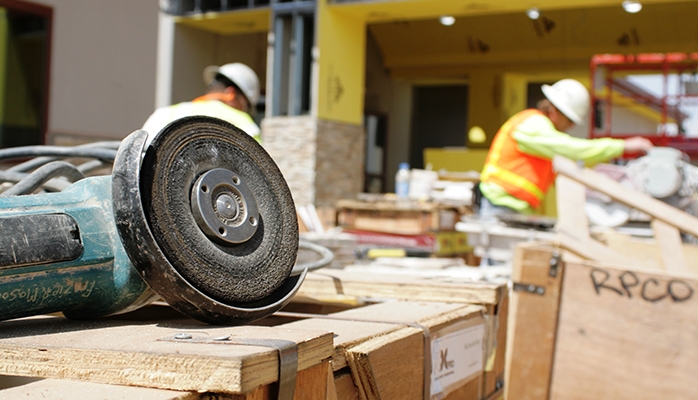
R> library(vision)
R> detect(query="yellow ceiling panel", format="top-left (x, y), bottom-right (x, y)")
top-left (175, 8), bottom-right (270, 35)
top-left (367, 1), bottom-right (698, 76)
top-left (330, 0), bottom-right (697, 23)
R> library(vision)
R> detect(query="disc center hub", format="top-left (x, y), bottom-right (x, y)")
top-left (216, 193), bottom-right (240, 220)
top-left (191, 168), bottom-right (259, 244)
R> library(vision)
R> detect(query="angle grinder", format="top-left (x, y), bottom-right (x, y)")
top-left (0, 116), bottom-right (308, 325)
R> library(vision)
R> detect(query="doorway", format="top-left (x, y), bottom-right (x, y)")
top-left (410, 85), bottom-right (468, 169)
top-left (0, 1), bottom-right (52, 148)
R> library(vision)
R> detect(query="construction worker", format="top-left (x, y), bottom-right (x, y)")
top-left (142, 62), bottom-right (261, 144)
top-left (478, 78), bottom-right (654, 216)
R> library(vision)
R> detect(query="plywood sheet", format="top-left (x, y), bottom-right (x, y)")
top-left (300, 269), bottom-right (503, 305)
top-left (0, 316), bottom-right (333, 394)
top-left (504, 244), bottom-right (564, 400)
top-left (550, 259), bottom-right (698, 399)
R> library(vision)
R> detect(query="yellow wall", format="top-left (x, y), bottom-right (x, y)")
top-left (316, 1), bottom-right (366, 125)
top-left (424, 148), bottom-right (488, 173)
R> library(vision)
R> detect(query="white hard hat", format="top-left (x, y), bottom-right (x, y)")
top-left (203, 63), bottom-right (261, 106)
top-left (541, 79), bottom-right (590, 125)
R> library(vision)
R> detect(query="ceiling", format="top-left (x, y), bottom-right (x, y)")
top-left (365, 1), bottom-right (698, 77)
top-left (332, 0), bottom-right (696, 23)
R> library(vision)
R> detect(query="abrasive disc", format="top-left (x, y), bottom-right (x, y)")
top-left (139, 116), bottom-right (298, 305)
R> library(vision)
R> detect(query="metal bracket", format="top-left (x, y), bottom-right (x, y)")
top-left (513, 282), bottom-right (545, 295)
top-left (549, 251), bottom-right (561, 277)
top-left (161, 334), bottom-right (298, 400)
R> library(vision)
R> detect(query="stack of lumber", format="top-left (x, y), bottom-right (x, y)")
top-left (0, 267), bottom-right (508, 400)
top-left (336, 195), bottom-right (471, 257)
top-left (298, 269), bottom-right (508, 400)
top-left (283, 301), bottom-right (486, 400)
top-left (0, 311), bottom-right (334, 399)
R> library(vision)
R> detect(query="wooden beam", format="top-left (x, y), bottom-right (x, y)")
top-left (651, 219), bottom-right (690, 273)
top-left (299, 269), bottom-right (503, 305)
top-left (553, 155), bottom-right (698, 237)
top-left (0, 379), bottom-right (196, 399)
top-left (285, 301), bottom-right (486, 400)
top-left (504, 243), bottom-right (565, 400)
top-left (0, 316), bottom-right (333, 395)
top-left (554, 174), bottom-right (590, 241)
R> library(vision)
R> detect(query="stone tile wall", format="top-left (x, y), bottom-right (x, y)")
top-left (262, 116), bottom-right (365, 208)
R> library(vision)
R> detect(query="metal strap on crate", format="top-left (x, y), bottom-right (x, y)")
top-left (275, 311), bottom-right (433, 400)
top-left (160, 334), bottom-right (298, 400)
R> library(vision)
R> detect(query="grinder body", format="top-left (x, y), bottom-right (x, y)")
top-left (0, 176), bottom-right (155, 321)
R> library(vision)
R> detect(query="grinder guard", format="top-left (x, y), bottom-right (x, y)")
top-left (113, 117), bottom-right (305, 324)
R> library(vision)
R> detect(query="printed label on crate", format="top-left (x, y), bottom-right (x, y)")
top-left (430, 321), bottom-right (485, 399)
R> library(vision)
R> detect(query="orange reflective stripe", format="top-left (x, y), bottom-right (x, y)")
top-left (193, 93), bottom-right (235, 103)
top-left (482, 164), bottom-right (545, 201)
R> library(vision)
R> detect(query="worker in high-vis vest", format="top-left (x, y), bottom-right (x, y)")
top-left (478, 79), bottom-right (654, 216)
top-left (142, 63), bottom-right (261, 145)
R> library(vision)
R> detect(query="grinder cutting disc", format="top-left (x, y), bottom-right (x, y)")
top-left (112, 116), bottom-right (303, 324)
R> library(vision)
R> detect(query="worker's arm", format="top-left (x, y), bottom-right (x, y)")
top-left (512, 114), bottom-right (624, 166)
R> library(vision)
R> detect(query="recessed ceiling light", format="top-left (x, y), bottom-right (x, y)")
top-left (526, 7), bottom-right (540, 20)
top-left (439, 15), bottom-right (456, 26)
top-left (622, 1), bottom-right (642, 13)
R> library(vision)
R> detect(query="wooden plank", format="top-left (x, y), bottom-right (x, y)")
top-left (0, 379), bottom-right (200, 399)
top-left (484, 290), bottom-right (508, 399)
top-left (334, 370), bottom-right (359, 400)
top-left (651, 218), bottom-right (690, 273)
top-left (554, 170), bottom-right (656, 269)
top-left (549, 258), bottom-right (698, 399)
top-left (504, 243), bottom-right (565, 400)
top-left (299, 268), bottom-right (506, 399)
top-left (335, 198), bottom-right (462, 235)
top-left (299, 269), bottom-right (503, 305)
top-left (282, 318), bottom-right (405, 371)
top-left (0, 316), bottom-right (333, 394)
top-left (554, 175), bottom-right (590, 241)
top-left (599, 229), bottom-right (698, 274)
top-left (555, 229), bottom-right (651, 269)
top-left (285, 301), bottom-right (486, 400)
top-left (553, 155), bottom-right (698, 237)
top-left (345, 327), bottom-right (425, 400)
top-left (288, 360), bottom-right (336, 400)
top-left (334, 301), bottom-right (485, 400)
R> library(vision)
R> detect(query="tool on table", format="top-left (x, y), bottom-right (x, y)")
top-left (0, 116), bottom-right (329, 325)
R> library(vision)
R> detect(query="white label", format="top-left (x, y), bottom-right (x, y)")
top-left (430, 323), bottom-right (485, 398)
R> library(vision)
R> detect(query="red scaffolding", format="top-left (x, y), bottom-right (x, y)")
top-left (590, 52), bottom-right (698, 158)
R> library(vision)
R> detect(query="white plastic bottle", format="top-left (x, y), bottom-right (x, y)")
top-left (395, 162), bottom-right (410, 198)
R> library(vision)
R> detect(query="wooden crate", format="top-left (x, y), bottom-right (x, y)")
top-left (505, 157), bottom-right (698, 399)
top-left (506, 242), bottom-right (698, 400)
top-left (336, 198), bottom-right (461, 235)
top-left (0, 292), bottom-right (501, 400)
top-left (0, 248), bottom-right (505, 399)
top-left (342, 229), bottom-right (471, 257)
top-left (0, 310), bottom-right (335, 399)
top-left (283, 300), bottom-right (487, 400)
top-left (298, 269), bottom-right (508, 400)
